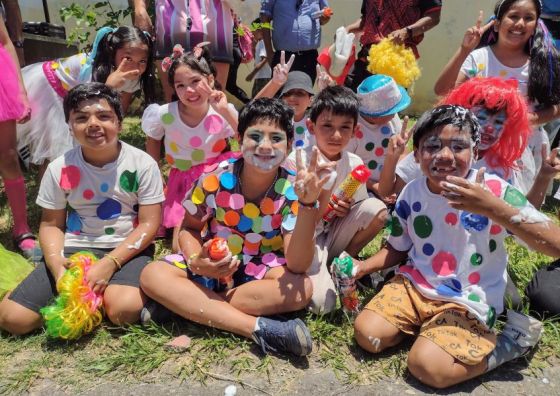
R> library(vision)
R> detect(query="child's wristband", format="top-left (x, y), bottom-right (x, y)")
top-left (186, 252), bottom-right (199, 269)
top-left (105, 254), bottom-right (122, 270)
top-left (298, 200), bottom-right (319, 209)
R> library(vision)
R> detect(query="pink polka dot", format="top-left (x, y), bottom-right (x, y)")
top-left (83, 189), bottom-right (94, 200)
top-left (204, 114), bottom-right (224, 134)
top-left (229, 193), bottom-right (245, 210)
top-left (168, 130), bottom-right (183, 142)
top-left (468, 272), bottom-right (481, 284)
top-left (432, 251), bottom-right (457, 276)
top-left (400, 265), bottom-right (433, 289)
top-left (355, 126), bottom-right (363, 139)
top-left (60, 166), bottom-right (81, 190)
top-left (204, 162), bottom-right (219, 173)
top-left (189, 136), bottom-right (202, 148)
top-left (215, 191), bottom-right (231, 208)
top-left (271, 214), bottom-right (283, 229)
top-left (490, 224), bottom-right (502, 235)
top-left (375, 147), bottom-right (384, 157)
top-left (486, 180), bottom-right (502, 197)
top-left (445, 212), bottom-right (458, 226)
top-left (273, 197), bottom-right (286, 212)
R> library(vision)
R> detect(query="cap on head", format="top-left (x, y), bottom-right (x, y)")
top-left (357, 74), bottom-right (411, 117)
top-left (280, 71), bottom-right (315, 97)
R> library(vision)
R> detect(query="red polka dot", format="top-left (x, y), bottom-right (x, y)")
top-left (432, 251), bottom-right (457, 276)
top-left (215, 191), bottom-right (231, 208)
top-left (468, 272), bottom-right (480, 284)
top-left (355, 126), bottom-right (363, 139)
top-left (486, 179), bottom-right (502, 197)
top-left (375, 147), bottom-right (384, 157)
top-left (445, 212), bottom-right (458, 226)
top-left (212, 139), bottom-right (227, 153)
top-left (490, 224), bottom-right (502, 235)
top-left (59, 165), bottom-right (81, 190)
top-left (83, 189), bottom-right (94, 200)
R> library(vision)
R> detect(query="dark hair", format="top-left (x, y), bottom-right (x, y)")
top-left (478, 0), bottom-right (560, 106)
top-left (412, 105), bottom-right (481, 148)
top-left (92, 26), bottom-right (156, 104)
top-left (308, 85), bottom-right (359, 125)
top-left (238, 98), bottom-right (295, 140)
top-left (63, 82), bottom-right (123, 122)
top-left (168, 45), bottom-right (217, 91)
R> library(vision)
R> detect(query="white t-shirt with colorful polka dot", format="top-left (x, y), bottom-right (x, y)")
top-left (142, 102), bottom-right (236, 171)
top-left (36, 142), bottom-right (165, 248)
top-left (292, 117), bottom-right (315, 150)
top-left (182, 158), bottom-right (298, 280)
top-left (347, 114), bottom-right (402, 182)
top-left (388, 170), bottom-right (545, 328)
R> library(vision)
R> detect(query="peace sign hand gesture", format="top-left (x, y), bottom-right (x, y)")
top-left (461, 11), bottom-right (495, 52)
top-left (295, 146), bottom-right (335, 205)
top-left (387, 116), bottom-right (411, 158)
top-left (106, 58), bottom-right (141, 90)
top-left (272, 51), bottom-right (295, 85)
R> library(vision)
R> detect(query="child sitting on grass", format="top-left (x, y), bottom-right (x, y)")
top-left (284, 85), bottom-right (388, 314)
top-left (353, 105), bottom-right (560, 389)
top-left (140, 98), bottom-right (332, 356)
top-left (0, 83), bottom-right (164, 335)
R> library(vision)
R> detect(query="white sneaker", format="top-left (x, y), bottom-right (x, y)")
top-left (502, 309), bottom-right (544, 349)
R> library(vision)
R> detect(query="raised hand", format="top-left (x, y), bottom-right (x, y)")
top-left (461, 11), bottom-right (494, 52)
top-left (441, 167), bottom-right (498, 214)
top-left (272, 51), bottom-right (295, 85)
top-left (387, 116), bottom-right (410, 158)
top-left (316, 64), bottom-right (334, 91)
top-left (295, 146), bottom-right (335, 204)
top-left (106, 58), bottom-right (141, 90)
top-left (538, 144), bottom-right (560, 179)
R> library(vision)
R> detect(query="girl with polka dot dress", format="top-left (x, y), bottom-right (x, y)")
top-left (142, 44), bottom-right (239, 251)
top-left (17, 26), bottom-right (155, 169)
top-left (353, 105), bottom-right (560, 389)
top-left (435, 0), bottom-right (560, 173)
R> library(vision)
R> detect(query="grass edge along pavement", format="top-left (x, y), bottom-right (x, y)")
top-left (0, 117), bottom-right (559, 394)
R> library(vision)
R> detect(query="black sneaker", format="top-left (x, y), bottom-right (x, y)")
top-left (252, 317), bottom-right (312, 356)
top-left (140, 300), bottom-right (174, 325)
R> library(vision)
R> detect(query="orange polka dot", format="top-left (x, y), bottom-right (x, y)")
top-left (260, 197), bottom-right (275, 215)
top-left (224, 210), bottom-right (241, 226)
top-left (165, 154), bottom-right (175, 165)
top-left (499, 69), bottom-right (508, 77)
top-left (202, 174), bottom-right (220, 192)
top-left (291, 201), bottom-right (299, 216)
top-left (212, 139), bottom-right (227, 153)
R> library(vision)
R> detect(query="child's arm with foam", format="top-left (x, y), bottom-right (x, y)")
top-left (526, 145), bottom-right (560, 208)
top-left (39, 208), bottom-right (68, 282)
top-left (442, 168), bottom-right (560, 257)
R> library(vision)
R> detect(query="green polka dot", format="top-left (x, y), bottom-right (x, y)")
top-left (175, 159), bottom-right (192, 171)
top-left (365, 142), bottom-right (375, 151)
top-left (281, 206), bottom-right (290, 216)
top-left (470, 253), bottom-right (483, 266)
top-left (503, 186), bottom-right (527, 208)
top-left (260, 244), bottom-right (272, 253)
top-left (381, 138), bottom-right (390, 148)
top-left (296, 126), bottom-right (305, 134)
top-left (191, 149), bottom-right (205, 162)
top-left (468, 69), bottom-right (477, 77)
top-left (489, 239), bottom-right (497, 252)
top-left (161, 113), bottom-right (175, 125)
top-left (486, 306), bottom-right (496, 328)
top-left (252, 216), bottom-right (262, 233)
top-left (368, 160), bottom-right (378, 170)
top-left (413, 215), bottom-right (432, 238)
top-left (274, 178), bottom-right (291, 194)
top-left (389, 216), bottom-right (403, 237)
top-left (216, 207), bottom-right (225, 221)
top-left (468, 293), bottom-right (481, 302)
top-left (105, 227), bottom-right (115, 235)
top-left (119, 170), bottom-right (139, 193)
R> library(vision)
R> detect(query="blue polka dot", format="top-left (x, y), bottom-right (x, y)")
top-left (66, 210), bottom-right (82, 233)
top-left (265, 230), bottom-right (280, 239)
top-left (436, 284), bottom-right (462, 297)
top-left (237, 215), bottom-right (253, 232)
top-left (412, 201), bottom-right (422, 212)
top-left (285, 186), bottom-right (297, 201)
top-left (460, 211), bottom-right (489, 232)
top-left (295, 140), bottom-right (304, 147)
top-left (396, 200), bottom-right (411, 219)
top-left (100, 182), bottom-right (109, 193)
top-left (281, 214), bottom-right (297, 231)
top-left (286, 169), bottom-right (296, 176)
top-left (381, 126), bottom-right (391, 135)
top-left (422, 243), bottom-right (434, 256)
top-left (96, 198), bottom-right (122, 220)
top-left (228, 157), bottom-right (239, 163)
top-left (220, 172), bottom-right (237, 190)
top-left (451, 279), bottom-right (462, 290)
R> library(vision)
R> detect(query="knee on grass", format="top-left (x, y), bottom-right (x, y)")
top-left (0, 302), bottom-right (42, 336)
top-left (353, 311), bottom-right (402, 354)
top-left (407, 351), bottom-right (458, 389)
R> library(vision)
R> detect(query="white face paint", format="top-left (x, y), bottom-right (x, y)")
top-left (242, 126), bottom-right (288, 171)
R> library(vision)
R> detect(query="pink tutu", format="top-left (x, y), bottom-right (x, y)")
top-left (0, 44), bottom-right (26, 122)
top-left (162, 151), bottom-right (241, 228)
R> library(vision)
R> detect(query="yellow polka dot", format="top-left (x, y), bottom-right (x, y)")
top-left (80, 56), bottom-right (87, 64)
top-left (51, 62), bottom-right (59, 70)
top-left (192, 187), bottom-right (205, 205)
top-left (216, 207), bottom-right (225, 221)
top-left (243, 203), bottom-right (260, 218)
top-left (227, 234), bottom-right (244, 255)
top-left (477, 63), bottom-right (485, 71)
top-left (64, 67), bottom-right (71, 75)
top-left (169, 142), bottom-right (179, 153)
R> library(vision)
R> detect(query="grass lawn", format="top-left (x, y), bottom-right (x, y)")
top-left (0, 118), bottom-right (559, 394)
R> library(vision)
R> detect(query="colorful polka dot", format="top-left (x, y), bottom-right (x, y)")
top-left (504, 186), bottom-right (527, 208)
top-left (375, 147), bottom-right (384, 157)
top-left (175, 159), bottom-right (192, 171)
top-left (367, 160), bottom-right (378, 170)
top-left (436, 284), bottom-right (462, 297)
top-left (296, 126), bottom-right (305, 135)
top-left (490, 224), bottom-right (502, 235)
top-left (96, 198), bottom-right (122, 220)
top-left (66, 210), bottom-right (82, 233)
top-left (460, 211), bottom-right (489, 232)
top-left (400, 265), bottom-right (433, 290)
top-left (412, 202), bottom-right (421, 212)
top-left (274, 178), bottom-right (291, 195)
top-left (271, 214), bottom-right (283, 229)
top-left (468, 293), bottom-right (481, 302)
top-left (355, 128), bottom-right (364, 139)
top-left (227, 234), bottom-right (244, 255)
top-left (189, 136), bottom-right (202, 148)
top-left (381, 138), bottom-right (389, 148)
top-left (60, 165), bottom-right (81, 190)
top-left (470, 253), bottom-right (483, 266)
top-left (396, 200), bottom-right (411, 219)
top-left (105, 227), bottom-right (115, 235)
top-left (422, 243), bottom-right (434, 256)
top-left (205, 193), bottom-right (217, 209)
top-left (100, 182), bottom-right (109, 193)
top-left (499, 69), bottom-right (508, 77)
top-left (237, 215), bottom-right (253, 232)
top-left (169, 141), bottom-right (179, 153)
top-left (285, 186), bottom-right (297, 201)
top-left (444, 212), bottom-right (458, 226)
top-left (191, 149), bottom-right (205, 162)
top-left (413, 215), bottom-right (433, 238)
top-left (224, 210), bottom-right (240, 226)
top-left (260, 197), bottom-right (275, 215)
top-left (489, 239), bottom-right (497, 252)
top-left (215, 191), bottom-right (231, 207)
top-left (184, 200), bottom-right (197, 215)
top-left (380, 126), bottom-right (391, 135)
top-left (212, 139), bottom-right (227, 153)
top-left (204, 114), bottom-right (224, 134)
top-left (119, 170), bottom-right (139, 193)
top-left (229, 193), bottom-right (245, 210)
top-left (389, 216), bottom-right (403, 237)
top-left (365, 142), bottom-right (375, 151)
top-left (192, 187), bottom-right (205, 205)
top-left (282, 214), bottom-right (297, 231)
top-left (83, 189), bottom-right (94, 200)
top-left (165, 154), bottom-right (175, 165)
top-left (486, 179), bottom-right (502, 197)
top-left (202, 174), bottom-right (220, 192)
top-left (243, 203), bottom-right (260, 218)
top-left (216, 207), bottom-right (226, 221)
top-left (468, 272), bottom-right (481, 284)
top-left (204, 162), bottom-right (219, 173)
top-left (161, 113), bottom-right (175, 124)
top-left (251, 216), bottom-right (262, 233)
top-left (432, 251), bottom-right (457, 276)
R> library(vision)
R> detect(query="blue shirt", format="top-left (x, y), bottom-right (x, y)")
top-left (260, 0), bottom-right (328, 52)
top-left (542, 0), bottom-right (560, 16)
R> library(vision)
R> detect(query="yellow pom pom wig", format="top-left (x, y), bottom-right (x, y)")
top-left (367, 38), bottom-right (421, 88)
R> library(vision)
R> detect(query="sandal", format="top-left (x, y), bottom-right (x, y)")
top-left (14, 232), bottom-right (43, 263)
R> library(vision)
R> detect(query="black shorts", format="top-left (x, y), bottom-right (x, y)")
top-left (9, 245), bottom-right (155, 313)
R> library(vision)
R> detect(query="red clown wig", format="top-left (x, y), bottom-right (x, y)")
top-left (441, 77), bottom-right (530, 171)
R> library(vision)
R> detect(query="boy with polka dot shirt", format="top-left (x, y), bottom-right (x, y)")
top-left (353, 105), bottom-right (560, 389)
top-left (0, 83), bottom-right (164, 335)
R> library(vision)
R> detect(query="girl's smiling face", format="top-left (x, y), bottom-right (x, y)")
top-left (496, 0), bottom-right (538, 49)
top-left (113, 41), bottom-right (149, 75)
top-left (172, 65), bottom-right (214, 108)
top-left (242, 120), bottom-right (290, 172)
